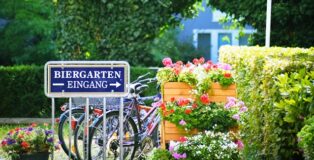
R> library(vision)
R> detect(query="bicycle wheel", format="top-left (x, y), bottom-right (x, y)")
top-left (58, 107), bottom-right (84, 160)
top-left (88, 111), bottom-right (138, 160)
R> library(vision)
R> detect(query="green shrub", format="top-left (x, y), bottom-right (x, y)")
top-left (298, 116), bottom-right (314, 160)
top-left (149, 148), bottom-right (174, 160)
top-left (0, 65), bottom-right (157, 118)
top-left (220, 46), bottom-right (314, 159)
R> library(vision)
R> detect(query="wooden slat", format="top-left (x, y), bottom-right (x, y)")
top-left (209, 89), bottom-right (236, 96)
top-left (163, 82), bottom-right (192, 89)
top-left (212, 83), bottom-right (236, 89)
top-left (163, 88), bottom-right (191, 95)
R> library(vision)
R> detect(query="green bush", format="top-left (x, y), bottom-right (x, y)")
top-left (220, 46), bottom-right (314, 159)
top-left (0, 65), bottom-right (157, 118)
top-left (298, 116), bottom-right (314, 160)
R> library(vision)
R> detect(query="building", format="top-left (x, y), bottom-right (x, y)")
top-left (178, 3), bottom-right (255, 62)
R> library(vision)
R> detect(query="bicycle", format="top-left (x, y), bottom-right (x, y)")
top-left (87, 77), bottom-right (161, 160)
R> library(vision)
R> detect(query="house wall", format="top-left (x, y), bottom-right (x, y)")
top-left (177, 2), bottom-right (255, 62)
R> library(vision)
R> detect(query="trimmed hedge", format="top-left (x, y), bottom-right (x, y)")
top-left (0, 65), bottom-right (157, 118)
top-left (220, 46), bottom-right (314, 159)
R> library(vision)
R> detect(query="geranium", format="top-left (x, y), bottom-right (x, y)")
top-left (162, 57), bottom-right (173, 67)
top-left (156, 57), bottom-right (235, 95)
top-left (0, 123), bottom-right (59, 159)
top-left (159, 97), bottom-right (238, 131)
top-left (224, 97), bottom-right (248, 121)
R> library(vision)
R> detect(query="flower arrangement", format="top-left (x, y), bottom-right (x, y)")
top-left (157, 57), bottom-right (234, 94)
top-left (0, 123), bottom-right (59, 159)
top-left (156, 95), bottom-right (247, 132)
top-left (168, 131), bottom-right (241, 160)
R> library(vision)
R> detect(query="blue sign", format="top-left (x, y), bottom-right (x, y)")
top-left (45, 61), bottom-right (129, 97)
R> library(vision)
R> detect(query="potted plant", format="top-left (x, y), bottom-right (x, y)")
top-left (0, 123), bottom-right (59, 160)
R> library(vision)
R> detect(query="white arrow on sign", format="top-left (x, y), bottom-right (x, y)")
top-left (109, 82), bottom-right (121, 88)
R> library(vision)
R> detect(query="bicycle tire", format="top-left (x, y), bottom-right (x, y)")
top-left (58, 108), bottom-right (84, 160)
top-left (88, 111), bottom-right (139, 160)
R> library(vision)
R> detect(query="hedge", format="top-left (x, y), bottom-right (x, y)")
top-left (0, 65), bottom-right (157, 118)
top-left (220, 46), bottom-right (314, 159)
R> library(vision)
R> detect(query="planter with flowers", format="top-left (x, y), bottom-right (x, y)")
top-left (0, 123), bottom-right (59, 160)
top-left (156, 57), bottom-right (239, 148)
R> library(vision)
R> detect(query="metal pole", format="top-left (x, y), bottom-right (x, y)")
top-left (51, 98), bottom-right (55, 160)
top-left (265, 0), bottom-right (272, 47)
top-left (85, 98), bottom-right (90, 160)
top-left (68, 98), bottom-right (72, 160)
top-left (119, 98), bottom-right (124, 160)
top-left (102, 98), bottom-right (107, 160)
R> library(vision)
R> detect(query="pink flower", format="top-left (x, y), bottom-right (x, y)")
top-left (192, 58), bottom-right (199, 65)
top-left (227, 97), bottom-right (237, 103)
top-left (240, 106), bottom-right (248, 112)
top-left (236, 140), bottom-right (244, 150)
top-left (179, 137), bottom-right (187, 142)
top-left (179, 120), bottom-right (186, 126)
top-left (199, 57), bottom-right (205, 64)
top-left (232, 114), bottom-right (240, 120)
top-left (162, 57), bottom-right (173, 67)
top-left (172, 152), bottom-right (187, 159)
top-left (224, 101), bottom-right (236, 109)
top-left (223, 64), bottom-right (232, 70)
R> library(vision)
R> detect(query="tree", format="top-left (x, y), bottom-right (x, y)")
top-left (0, 0), bottom-right (56, 66)
top-left (208, 0), bottom-right (314, 47)
top-left (55, 0), bottom-right (202, 66)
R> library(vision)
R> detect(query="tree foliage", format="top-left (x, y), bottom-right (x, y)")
top-left (0, 0), bottom-right (56, 66)
top-left (208, 0), bottom-right (314, 47)
top-left (55, 0), bottom-right (201, 66)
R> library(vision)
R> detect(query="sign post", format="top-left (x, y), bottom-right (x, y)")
top-left (45, 61), bottom-right (129, 160)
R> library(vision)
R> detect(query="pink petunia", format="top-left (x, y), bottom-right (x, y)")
top-left (240, 106), bottom-right (248, 112)
top-left (179, 120), bottom-right (186, 126)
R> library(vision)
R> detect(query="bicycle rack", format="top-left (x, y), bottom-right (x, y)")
top-left (45, 61), bottom-right (130, 160)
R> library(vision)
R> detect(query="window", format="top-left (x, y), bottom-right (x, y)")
top-left (239, 34), bottom-right (250, 46)
top-left (197, 33), bottom-right (211, 59)
top-left (218, 33), bottom-right (232, 49)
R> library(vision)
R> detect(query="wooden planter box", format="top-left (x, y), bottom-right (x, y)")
top-left (160, 82), bottom-right (236, 149)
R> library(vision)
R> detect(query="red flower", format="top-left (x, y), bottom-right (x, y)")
top-left (160, 103), bottom-right (166, 111)
top-left (179, 137), bottom-right (188, 142)
top-left (185, 109), bottom-right (192, 114)
top-left (31, 123), bottom-right (37, 127)
top-left (199, 57), bottom-right (205, 64)
top-left (173, 66), bottom-right (182, 75)
top-left (170, 97), bottom-right (175, 102)
top-left (200, 94), bottom-right (210, 105)
top-left (186, 63), bottom-right (191, 68)
top-left (192, 58), bottom-right (199, 65)
top-left (1, 140), bottom-right (7, 146)
top-left (192, 103), bottom-right (198, 109)
top-left (15, 128), bottom-right (20, 132)
top-left (224, 73), bottom-right (232, 78)
top-left (177, 98), bottom-right (189, 106)
top-left (21, 141), bottom-right (30, 149)
top-left (206, 60), bottom-right (213, 65)
top-left (169, 109), bottom-right (175, 114)
top-left (212, 64), bottom-right (218, 69)
top-left (55, 118), bottom-right (60, 123)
